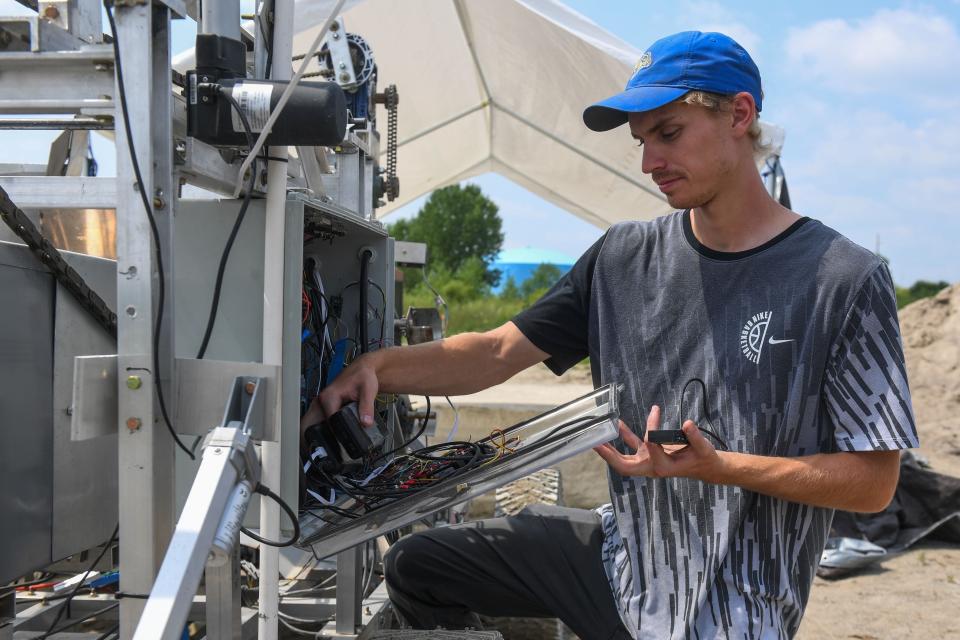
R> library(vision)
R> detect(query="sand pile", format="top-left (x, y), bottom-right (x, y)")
top-left (898, 283), bottom-right (960, 475)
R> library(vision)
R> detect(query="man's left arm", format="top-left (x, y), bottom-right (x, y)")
top-left (595, 411), bottom-right (901, 513)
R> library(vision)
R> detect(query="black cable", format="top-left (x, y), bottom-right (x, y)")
top-left (373, 395), bottom-right (430, 463)
top-left (241, 483), bottom-right (300, 547)
top-left (40, 523), bottom-right (118, 639)
top-left (103, 0), bottom-right (195, 460)
top-left (358, 249), bottom-right (373, 353)
top-left (679, 378), bottom-right (730, 451)
top-left (195, 88), bottom-right (257, 360)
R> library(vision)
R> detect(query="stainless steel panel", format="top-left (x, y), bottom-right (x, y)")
top-left (172, 198), bottom-right (303, 526)
top-left (52, 248), bottom-right (118, 561)
top-left (0, 245), bottom-right (54, 584)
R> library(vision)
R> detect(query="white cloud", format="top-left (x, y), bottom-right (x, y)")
top-left (783, 107), bottom-right (960, 283)
top-left (785, 8), bottom-right (960, 93)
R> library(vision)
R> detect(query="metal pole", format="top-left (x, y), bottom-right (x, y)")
top-left (257, 1), bottom-right (294, 637)
top-left (335, 547), bottom-right (363, 635)
top-left (200, 0), bottom-right (241, 41)
top-left (114, 2), bottom-right (176, 637)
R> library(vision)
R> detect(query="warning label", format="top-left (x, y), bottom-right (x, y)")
top-left (231, 82), bottom-right (273, 133)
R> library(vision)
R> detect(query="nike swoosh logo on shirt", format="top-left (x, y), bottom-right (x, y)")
top-left (768, 337), bottom-right (795, 344)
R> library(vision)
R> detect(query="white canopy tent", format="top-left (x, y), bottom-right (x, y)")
top-left (294, 0), bottom-right (668, 226)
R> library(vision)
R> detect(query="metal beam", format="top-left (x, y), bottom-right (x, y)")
top-left (0, 48), bottom-right (115, 116)
top-left (0, 177), bottom-right (116, 209)
top-left (112, 2), bottom-right (176, 636)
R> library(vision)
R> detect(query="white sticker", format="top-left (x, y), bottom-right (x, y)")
top-left (188, 73), bottom-right (198, 105)
top-left (230, 82), bottom-right (273, 133)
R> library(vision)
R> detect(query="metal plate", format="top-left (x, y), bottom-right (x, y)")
top-left (0, 245), bottom-right (54, 584)
top-left (299, 385), bottom-right (620, 558)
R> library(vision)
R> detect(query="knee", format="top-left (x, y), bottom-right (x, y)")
top-left (383, 532), bottom-right (433, 592)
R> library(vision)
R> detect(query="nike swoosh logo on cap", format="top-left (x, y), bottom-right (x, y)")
top-left (768, 337), bottom-right (795, 344)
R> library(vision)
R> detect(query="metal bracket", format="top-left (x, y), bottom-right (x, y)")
top-left (324, 18), bottom-right (357, 87)
top-left (70, 356), bottom-right (280, 441)
top-left (72, 354), bottom-right (118, 441)
top-left (176, 359), bottom-right (280, 441)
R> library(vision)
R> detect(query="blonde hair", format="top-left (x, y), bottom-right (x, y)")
top-left (679, 90), bottom-right (769, 156)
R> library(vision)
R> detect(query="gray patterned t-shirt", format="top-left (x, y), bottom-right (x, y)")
top-left (513, 211), bottom-right (918, 639)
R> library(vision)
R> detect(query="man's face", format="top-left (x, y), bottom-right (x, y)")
top-left (628, 100), bottom-right (739, 210)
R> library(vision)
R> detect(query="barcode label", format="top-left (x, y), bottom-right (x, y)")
top-left (230, 82), bottom-right (273, 133)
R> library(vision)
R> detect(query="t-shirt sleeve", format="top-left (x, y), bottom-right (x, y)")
top-left (823, 263), bottom-right (919, 451)
top-left (511, 232), bottom-right (607, 375)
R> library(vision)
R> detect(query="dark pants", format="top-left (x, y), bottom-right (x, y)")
top-left (383, 504), bottom-right (632, 640)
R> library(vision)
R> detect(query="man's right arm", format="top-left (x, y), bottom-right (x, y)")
top-left (317, 321), bottom-right (548, 426)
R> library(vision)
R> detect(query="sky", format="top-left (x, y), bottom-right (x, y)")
top-left (2, 1), bottom-right (958, 284)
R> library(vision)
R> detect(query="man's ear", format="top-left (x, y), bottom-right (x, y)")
top-left (730, 91), bottom-right (756, 138)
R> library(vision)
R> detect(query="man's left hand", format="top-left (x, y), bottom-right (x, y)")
top-left (594, 404), bottom-right (726, 483)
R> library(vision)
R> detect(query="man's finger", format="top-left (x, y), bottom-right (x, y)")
top-left (618, 420), bottom-right (642, 451)
top-left (358, 378), bottom-right (378, 427)
top-left (646, 404), bottom-right (662, 432)
top-left (682, 420), bottom-right (715, 454)
top-left (593, 443), bottom-right (628, 474)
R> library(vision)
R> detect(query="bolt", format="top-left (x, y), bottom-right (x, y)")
top-left (244, 381), bottom-right (256, 395)
top-left (333, 32), bottom-right (340, 40)
top-left (338, 61), bottom-right (347, 69)
top-left (125, 305), bottom-right (136, 317)
top-left (330, 21), bottom-right (340, 31)
top-left (340, 72), bottom-right (351, 83)
top-left (153, 196), bottom-right (165, 209)
top-left (42, 6), bottom-right (60, 19)
top-left (126, 375), bottom-right (142, 390)
top-left (126, 417), bottom-right (141, 431)
top-left (94, 63), bottom-right (112, 72)
top-left (201, 96), bottom-right (209, 103)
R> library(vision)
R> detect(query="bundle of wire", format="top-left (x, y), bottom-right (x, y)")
top-left (300, 412), bottom-right (611, 522)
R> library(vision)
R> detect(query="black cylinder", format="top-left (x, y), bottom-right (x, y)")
top-left (187, 77), bottom-right (348, 148)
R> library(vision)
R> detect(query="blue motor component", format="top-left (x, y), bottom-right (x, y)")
top-left (88, 571), bottom-right (119, 589)
top-left (326, 338), bottom-right (354, 385)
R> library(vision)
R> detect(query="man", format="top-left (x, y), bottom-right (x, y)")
top-left (316, 31), bottom-right (917, 639)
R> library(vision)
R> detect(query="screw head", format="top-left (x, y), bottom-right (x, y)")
top-left (42, 6), bottom-right (59, 19)
top-left (338, 61), bottom-right (347, 69)
top-left (126, 417), bottom-right (141, 431)
top-left (152, 196), bottom-right (165, 209)
top-left (126, 375), bottom-right (142, 390)
top-left (340, 72), bottom-right (351, 83)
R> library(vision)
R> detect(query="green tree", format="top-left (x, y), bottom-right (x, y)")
top-left (895, 280), bottom-right (949, 308)
top-left (499, 275), bottom-right (522, 301)
top-left (520, 263), bottom-right (563, 299)
top-left (388, 184), bottom-right (504, 287)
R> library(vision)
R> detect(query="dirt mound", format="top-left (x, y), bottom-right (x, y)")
top-left (898, 283), bottom-right (960, 475)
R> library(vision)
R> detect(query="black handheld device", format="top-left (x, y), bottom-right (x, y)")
top-left (328, 402), bottom-right (386, 459)
top-left (646, 429), bottom-right (689, 445)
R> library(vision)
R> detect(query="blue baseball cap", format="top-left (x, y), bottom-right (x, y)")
top-left (583, 31), bottom-right (762, 132)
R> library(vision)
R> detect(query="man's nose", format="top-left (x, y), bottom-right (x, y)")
top-left (641, 144), bottom-right (665, 175)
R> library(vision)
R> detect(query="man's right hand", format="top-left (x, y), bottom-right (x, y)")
top-left (318, 353), bottom-right (381, 427)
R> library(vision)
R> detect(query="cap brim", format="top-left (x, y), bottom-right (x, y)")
top-left (583, 85), bottom-right (689, 131)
